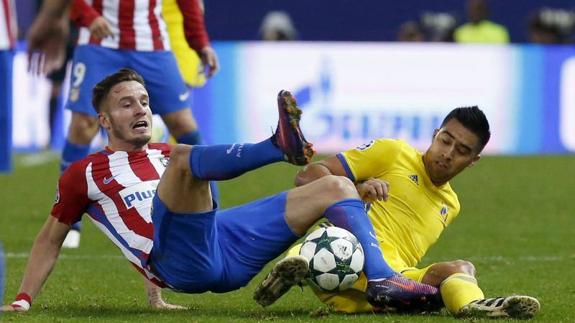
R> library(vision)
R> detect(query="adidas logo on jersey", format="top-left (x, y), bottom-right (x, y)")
top-left (440, 204), bottom-right (449, 222)
top-left (408, 174), bottom-right (419, 185)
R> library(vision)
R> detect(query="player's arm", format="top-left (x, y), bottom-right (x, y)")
top-left (26, 0), bottom-right (71, 74)
top-left (296, 156), bottom-right (389, 203)
top-left (70, 0), bottom-right (112, 40)
top-left (1, 217), bottom-right (70, 312)
top-left (176, 0), bottom-right (219, 77)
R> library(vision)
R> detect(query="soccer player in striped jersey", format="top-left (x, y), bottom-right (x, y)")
top-left (59, 0), bottom-right (219, 247)
top-left (255, 107), bottom-right (540, 319)
top-left (2, 69), bottom-right (438, 312)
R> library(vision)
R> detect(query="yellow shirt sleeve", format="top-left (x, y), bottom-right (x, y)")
top-left (339, 139), bottom-right (403, 182)
top-left (163, 0), bottom-right (207, 87)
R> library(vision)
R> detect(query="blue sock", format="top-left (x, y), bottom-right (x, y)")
top-left (176, 130), bottom-right (202, 146)
top-left (189, 138), bottom-right (283, 180)
top-left (61, 140), bottom-right (91, 173)
top-left (71, 221), bottom-right (82, 231)
top-left (324, 199), bottom-right (395, 280)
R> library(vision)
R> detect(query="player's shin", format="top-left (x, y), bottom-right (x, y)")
top-left (188, 139), bottom-right (283, 180)
top-left (440, 273), bottom-right (484, 314)
top-left (323, 199), bottom-right (395, 280)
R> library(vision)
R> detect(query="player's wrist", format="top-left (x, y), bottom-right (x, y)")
top-left (11, 292), bottom-right (32, 311)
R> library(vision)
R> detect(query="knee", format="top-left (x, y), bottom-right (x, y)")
top-left (169, 144), bottom-right (192, 171)
top-left (442, 260), bottom-right (476, 277)
top-left (424, 260), bottom-right (476, 285)
top-left (320, 175), bottom-right (359, 201)
top-left (451, 259), bottom-right (476, 276)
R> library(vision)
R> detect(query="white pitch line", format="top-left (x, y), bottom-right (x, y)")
top-left (5, 252), bottom-right (124, 260)
top-left (19, 151), bottom-right (60, 167)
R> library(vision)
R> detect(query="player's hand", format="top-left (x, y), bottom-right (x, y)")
top-left (1, 296), bottom-right (32, 312)
top-left (89, 17), bottom-right (113, 40)
top-left (149, 299), bottom-right (187, 310)
top-left (200, 46), bottom-right (219, 78)
top-left (26, 12), bottom-right (69, 75)
top-left (355, 178), bottom-right (389, 203)
top-left (1, 304), bottom-right (26, 312)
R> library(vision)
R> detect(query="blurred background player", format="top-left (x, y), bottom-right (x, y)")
top-left (397, 21), bottom-right (425, 42)
top-left (528, 8), bottom-right (575, 44)
top-left (256, 107), bottom-right (540, 319)
top-left (164, 0), bottom-right (207, 89)
top-left (454, 0), bottom-right (509, 43)
top-left (0, 0), bottom-right (16, 173)
top-left (259, 11), bottom-right (298, 41)
top-left (59, 0), bottom-right (219, 248)
top-left (26, 0), bottom-right (70, 75)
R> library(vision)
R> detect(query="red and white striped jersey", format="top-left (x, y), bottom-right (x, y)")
top-left (51, 143), bottom-right (172, 286)
top-left (0, 0), bottom-right (16, 50)
top-left (71, 0), bottom-right (209, 52)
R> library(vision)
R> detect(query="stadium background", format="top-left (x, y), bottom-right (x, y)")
top-left (2, 0), bottom-right (575, 321)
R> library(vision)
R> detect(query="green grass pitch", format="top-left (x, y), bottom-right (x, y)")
top-left (0, 154), bottom-right (574, 322)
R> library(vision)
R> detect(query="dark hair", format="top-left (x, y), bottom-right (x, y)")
top-left (441, 106), bottom-right (491, 152)
top-left (92, 68), bottom-right (146, 113)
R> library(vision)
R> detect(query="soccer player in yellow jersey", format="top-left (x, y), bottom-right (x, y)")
top-left (255, 106), bottom-right (540, 319)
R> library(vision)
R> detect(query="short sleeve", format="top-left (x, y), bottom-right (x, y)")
top-left (50, 162), bottom-right (90, 225)
top-left (338, 139), bottom-right (402, 182)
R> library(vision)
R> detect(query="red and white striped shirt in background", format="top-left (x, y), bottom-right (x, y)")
top-left (71, 0), bottom-right (210, 52)
top-left (0, 0), bottom-right (16, 50)
top-left (51, 143), bottom-right (172, 286)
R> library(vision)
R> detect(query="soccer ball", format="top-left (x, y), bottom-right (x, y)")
top-left (299, 226), bottom-right (364, 292)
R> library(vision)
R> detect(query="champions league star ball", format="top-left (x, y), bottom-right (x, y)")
top-left (299, 227), bottom-right (364, 292)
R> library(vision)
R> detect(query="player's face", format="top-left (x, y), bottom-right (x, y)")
top-left (424, 118), bottom-right (481, 186)
top-left (100, 81), bottom-right (153, 150)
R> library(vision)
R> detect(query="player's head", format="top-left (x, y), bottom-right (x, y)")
top-left (93, 68), bottom-right (153, 150)
top-left (424, 106), bottom-right (490, 185)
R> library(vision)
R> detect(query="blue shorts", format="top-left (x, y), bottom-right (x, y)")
top-left (66, 45), bottom-right (191, 117)
top-left (148, 192), bottom-right (299, 293)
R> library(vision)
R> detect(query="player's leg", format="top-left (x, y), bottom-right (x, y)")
top-left (420, 260), bottom-right (540, 318)
top-left (216, 176), bottom-right (364, 293)
top-left (62, 45), bottom-right (118, 171)
top-left (253, 176), bottom-right (438, 309)
top-left (0, 49), bottom-right (14, 172)
top-left (174, 93), bottom-right (311, 185)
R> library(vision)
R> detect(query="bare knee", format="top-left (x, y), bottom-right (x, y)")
top-left (451, 259), bottom-right (476, 276)
top-left (422, 260), bottom-right (476, 286)
top-left (319, 175), bottom-right (360, 202)
top-left (169, 144), bottom-right (192, 172)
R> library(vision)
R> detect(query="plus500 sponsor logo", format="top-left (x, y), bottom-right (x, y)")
top-left (119, 181), bottom-right (159, 209)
